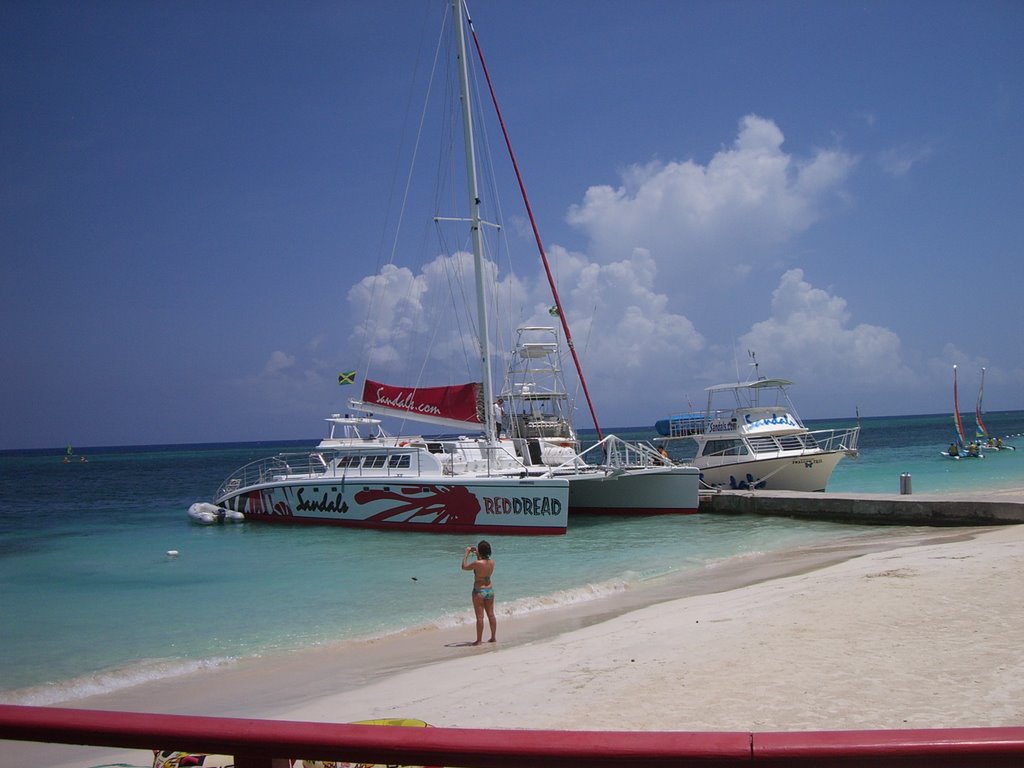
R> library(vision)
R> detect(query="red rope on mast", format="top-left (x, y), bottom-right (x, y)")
top-left (466, 16), bottom-right (603, 440)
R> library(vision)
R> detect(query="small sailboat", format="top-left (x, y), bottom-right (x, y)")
top-left (976, 367), bottom-right (1015, 452)
top-left (63, 443), bottom-right (87, 463)
top-left (942, 365), bottom-right (982, 459)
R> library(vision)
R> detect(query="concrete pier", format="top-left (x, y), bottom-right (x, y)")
top-left (700, 489), bottom-right (1024, 525)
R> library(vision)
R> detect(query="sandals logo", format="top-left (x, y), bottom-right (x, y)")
top-left (295, 488), bottom-right (349, 514)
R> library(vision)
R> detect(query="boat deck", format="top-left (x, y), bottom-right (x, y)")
top-left (700, 488), bottom-right (1024, 525)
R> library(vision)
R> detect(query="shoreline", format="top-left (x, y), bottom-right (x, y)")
top-left (7, 520), bottom-right (1022, 767)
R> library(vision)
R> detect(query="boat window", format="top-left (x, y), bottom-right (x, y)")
top-left (778, 436), bottom-right (804, 450)
top-left (364, 454), bottom-right (388, 468)
top-left (702, 439), bottom-right (748, 457)
top-left (388, 454), bottom-right (411, 468)
top-left (801, 434), bottom-right (820, 449)
top-left (336, 455), bottom-right (361, 468)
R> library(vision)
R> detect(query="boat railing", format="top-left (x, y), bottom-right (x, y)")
top-left (214, 443), bottom-right (539, 499)
top-left (546, 434), bottom-right (674, 474)
top-left (662, 413), bottom-right (707, 437)
top-left (742, 426), bottom-right (860, 458)
top-left (813, 425), bottom-right (860, 456)
top-left (213, 449), bottom-right (437, 499)
top-left (214, 452), bottom-right (333, 498)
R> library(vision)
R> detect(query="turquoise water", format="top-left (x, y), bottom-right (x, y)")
top-left (1, 412), bottom-right (1021, 704)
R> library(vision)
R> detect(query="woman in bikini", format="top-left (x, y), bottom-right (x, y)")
top-left (461, 540), bottom-right (496, 645)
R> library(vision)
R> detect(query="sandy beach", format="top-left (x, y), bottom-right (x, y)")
top-left (7, 516), bottom-right (1023, 768)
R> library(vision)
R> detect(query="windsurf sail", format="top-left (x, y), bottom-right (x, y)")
top-left (953, 364), bottom-right (967, 448)
top-left (975, 366), bottom-right (990, 440)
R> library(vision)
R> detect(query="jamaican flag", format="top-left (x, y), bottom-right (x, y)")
top-left (337, 370), bottom-right (356, 386)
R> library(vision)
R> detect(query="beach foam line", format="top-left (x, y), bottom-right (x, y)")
top-left (0, 657), bottom-right (238, 707)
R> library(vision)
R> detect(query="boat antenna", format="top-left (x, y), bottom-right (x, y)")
top-left (748, 350), bottom-right (762, 380)
top-left (465, 8), bottom-right (603, 441)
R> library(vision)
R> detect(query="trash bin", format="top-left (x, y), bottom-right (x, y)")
top-left (899, 473), bottom-right (912, 495)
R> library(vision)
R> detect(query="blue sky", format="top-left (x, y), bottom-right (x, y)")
top-left (2, 0), bottom-right (1022, 450)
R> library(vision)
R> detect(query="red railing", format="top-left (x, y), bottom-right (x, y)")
top-left (2, 705), bottom-right (1023, 767)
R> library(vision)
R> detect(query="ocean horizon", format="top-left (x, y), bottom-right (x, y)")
top-left (0, 410), bottom-right (974, 456)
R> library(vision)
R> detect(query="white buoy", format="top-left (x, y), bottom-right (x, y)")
top-left (166, 550), bottom-right (179, 557)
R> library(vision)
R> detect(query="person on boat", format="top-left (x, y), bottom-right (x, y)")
top-left (967, 442), bottom-right (980, 457)
top-left (493, 398), bottom-right (505, 438)
top-left (947, 443), bottom-right (959, 457)
top-left (461, 540), bottom-right (496, 645)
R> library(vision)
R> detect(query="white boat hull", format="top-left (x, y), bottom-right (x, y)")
top-left (215, 475), bottom-right (568, 535)
top-left (695, 450), bottom-right (845, 492)
top-left (565, 466), bottom-right (700, 514)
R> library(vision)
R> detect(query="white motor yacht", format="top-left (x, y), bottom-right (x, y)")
top-left (657, 376), bottom-right (859, 492)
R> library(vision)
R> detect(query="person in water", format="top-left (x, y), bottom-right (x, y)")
top-left (461, 540), bottom-right (496, 645)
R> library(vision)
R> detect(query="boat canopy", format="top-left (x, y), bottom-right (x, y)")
top-left (705, 378), bottom-right (794, 392)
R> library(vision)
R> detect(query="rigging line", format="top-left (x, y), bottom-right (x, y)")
top-left (360, 4), bottom-right (451, 386)
top-left (435, 15), bottom-right (509, 391)
top-left (439, 224), bottom-right (480, 383)
top-left (466, 52), bottom-right (515, 362)
top-left (466, 10), bottom-right (603, 440)
top-left (435, 33), bottom-right (480, 381)
top-left (569, 303), bottom-right (599, 416)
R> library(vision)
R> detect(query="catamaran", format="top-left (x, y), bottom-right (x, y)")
top-left (202, 0), bottom-right (697, 532)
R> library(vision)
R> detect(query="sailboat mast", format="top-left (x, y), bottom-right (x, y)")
top-left (453, 0), bottom-right (496, 441)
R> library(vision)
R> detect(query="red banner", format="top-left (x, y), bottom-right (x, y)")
top-left (362, 380), bottom-right (482, 424)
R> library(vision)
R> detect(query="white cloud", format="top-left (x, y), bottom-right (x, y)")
top-left (346, 251), bottom-right (534, 380)
top-left (262, 350), bottom-right (295, 375)
top-left (738, 269), bottom-right (911, 392)
top-left (347, 263), bottom-right (429, 370)
top-left (877, 143), bottom-right (934, 177)
top-left (339, 244), bottom-right (704, 425)
top-left (543, 247), bottom-right (704, 412)
top-left (565, 115), bottom-right (856, 288)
